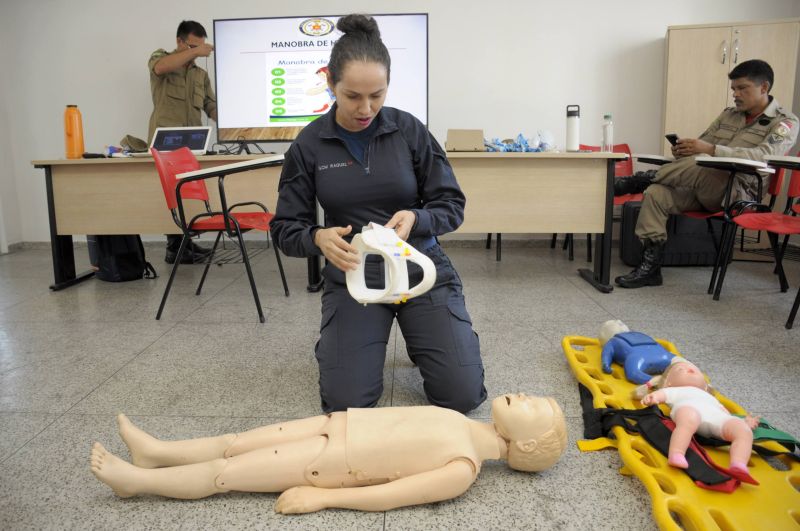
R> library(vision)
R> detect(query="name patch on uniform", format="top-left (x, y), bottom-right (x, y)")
top-left (318, 160), bottom-right (354, 171)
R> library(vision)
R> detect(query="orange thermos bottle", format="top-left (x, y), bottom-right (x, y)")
top-left (64, 104), bottom-right (84, 159)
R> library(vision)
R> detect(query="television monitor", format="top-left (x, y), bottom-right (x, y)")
top-left (213, 14), bottom-right (428, 143)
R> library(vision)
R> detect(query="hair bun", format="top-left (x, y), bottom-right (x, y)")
top-left (336, 14), bottom-right (380, 38)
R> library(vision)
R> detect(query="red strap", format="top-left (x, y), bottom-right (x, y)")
top-left (661, 417), bottom-right (740, 493)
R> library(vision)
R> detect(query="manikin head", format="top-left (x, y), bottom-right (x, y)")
top-left (661, 358), bottom-right (708, 390)
top-left (491, 394), bottom-right (568, 472)
top-left (599, 319), bottom-right (630, 345)
top-left (634, 357), bottom-right (712, 398)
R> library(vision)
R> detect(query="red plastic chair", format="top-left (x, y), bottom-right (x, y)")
top-left (684, 164), bottom-right (783, 250)
top-left (151, 147), bottom-right (289, 323)
top-left (710, 164), bottom-right (800, 328)
top-left (551, 143), bottom-right (636, 261)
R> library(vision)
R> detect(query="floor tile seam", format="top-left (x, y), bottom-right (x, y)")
top-left (175, 267), bottom-right (252, 324)
top-left (0, 415), bottom-right (66, 466)
top-left (0, 361), bottom-right (39, 376)
top-left (0, 290), bottom-right (51, 314)
top-left (53, 320), bottom-right (182, 421)
top-left (552, 275), bottom-right (618, 314)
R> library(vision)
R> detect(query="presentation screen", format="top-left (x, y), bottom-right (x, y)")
top-left (213, 14), bottom-right (428, 143)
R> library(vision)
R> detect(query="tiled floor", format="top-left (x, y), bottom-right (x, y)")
top-left (1, 242), bottom-right (798, 530)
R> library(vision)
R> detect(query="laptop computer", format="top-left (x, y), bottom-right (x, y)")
top-left (130, 126), bottom-right (213, 157)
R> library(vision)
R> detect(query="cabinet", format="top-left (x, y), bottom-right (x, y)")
top-left (663, 20), bottom-right (800, 155)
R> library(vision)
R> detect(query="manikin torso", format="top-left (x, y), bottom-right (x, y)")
top-left (302, 407), bottom-right (499, 488)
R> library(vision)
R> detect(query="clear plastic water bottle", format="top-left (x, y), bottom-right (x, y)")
top-left (601, 113), bottom-right (614, 152)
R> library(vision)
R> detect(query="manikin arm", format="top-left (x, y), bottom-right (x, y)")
top-left (600, 341), bottom-right (615, 373)
top-left (275, 459), bottom-right (476, 514)
top-left (641, 390), bottom-right (666, 406)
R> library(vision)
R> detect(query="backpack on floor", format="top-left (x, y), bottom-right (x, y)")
top-left (87, 235), bottom-right (157, 282)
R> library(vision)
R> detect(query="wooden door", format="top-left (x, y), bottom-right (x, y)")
top-left (730, 22), bottom-right (799, 110)
top-left (663, 27), bottom-right (731, 155)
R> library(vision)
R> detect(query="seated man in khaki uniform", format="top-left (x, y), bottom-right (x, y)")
top-left (616, 59), bottom-right (798, 289)
top-left (149, 20), bottom-right (218, 264)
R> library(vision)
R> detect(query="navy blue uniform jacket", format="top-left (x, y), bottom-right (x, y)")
top-left (270, 104), bottom-right (466, 262)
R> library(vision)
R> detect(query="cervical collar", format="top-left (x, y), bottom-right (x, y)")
top-left (346, 223), bottom-right (436, 305)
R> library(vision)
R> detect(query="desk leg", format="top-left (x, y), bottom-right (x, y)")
top-left (578, 159), bottom-right (614, 293)
top-left (44, 166), bottom-right (94, 291)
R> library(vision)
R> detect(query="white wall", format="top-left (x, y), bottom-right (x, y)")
top-left (0, 7), bottom-right (19, 253)
top-left (2, 0), bottom-right (799, 244)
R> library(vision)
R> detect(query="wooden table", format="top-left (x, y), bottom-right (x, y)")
top-left (33, 151), bottom-right (625, 292)
top-left (447, 152), bottom-right (625, 292)
top-left (33, 155), bottom-right (282, 290)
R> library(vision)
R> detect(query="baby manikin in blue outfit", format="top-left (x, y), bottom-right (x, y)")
top-left (598, 320), bottom-right (675, 384)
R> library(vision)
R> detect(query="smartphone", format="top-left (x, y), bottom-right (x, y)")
top-left (665, 134), bottom-right (679, 146)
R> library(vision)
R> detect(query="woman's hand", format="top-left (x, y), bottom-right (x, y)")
top-left (314, 225), bottom-right (360, 272)
top-left (385, 210), bottom-right (416, 241)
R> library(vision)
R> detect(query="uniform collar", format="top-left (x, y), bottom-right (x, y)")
top-left (762, 95), bottom-right (779, 118)
top-left (318, 102), bottom-right (398, 140)
top-left (740, 95), bottom-right (777, 119)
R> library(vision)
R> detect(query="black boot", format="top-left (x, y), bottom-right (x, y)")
top-left (165, 238), bottom-right (213, 264)
top-left (615, 240), bottom-right (664, 288)
top-left (614, 170), bottom-right (656, 196)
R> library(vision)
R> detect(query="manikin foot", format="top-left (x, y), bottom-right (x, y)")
top-left (668, 452), bottom-right (688, 469)
top-left (90, 442), bottom-right (138, 498)
top-left (117, 414), bottom-right (164, 469)
top-left (728, 462), bottom-right (759, 485)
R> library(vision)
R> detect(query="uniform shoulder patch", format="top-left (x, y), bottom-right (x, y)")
top-left (769, 132), bottom-right (785, 145)
top-left (774, 123), bottom-right (791, 139)
top-left (149, 49), bottom-right (168, 61)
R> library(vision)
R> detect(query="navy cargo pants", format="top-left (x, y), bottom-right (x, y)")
top-left (315, 244), bottom-right (487, 414)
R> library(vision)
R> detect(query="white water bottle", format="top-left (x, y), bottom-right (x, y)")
top-left (601, 113), bottom-right (614, 152)
top-left (566, 105), bottom-right (580, 152)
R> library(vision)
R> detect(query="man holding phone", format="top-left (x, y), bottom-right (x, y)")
top-left (616, 59), bottom-right (798, 289)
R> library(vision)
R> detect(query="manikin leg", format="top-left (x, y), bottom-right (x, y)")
top-left (118, 413), bottom-right (330, 468)
top-left (91, 435), bottom-right (329, 499)
top-left (667, 407), bottom-right (701, 468)
top-left (721, 417), bottom-right (757, 484)
top-left (91, 442), bottom-right (228, 499)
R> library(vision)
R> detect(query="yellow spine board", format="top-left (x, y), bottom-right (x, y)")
top-left (562, 335), bottom-right (800, 531)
